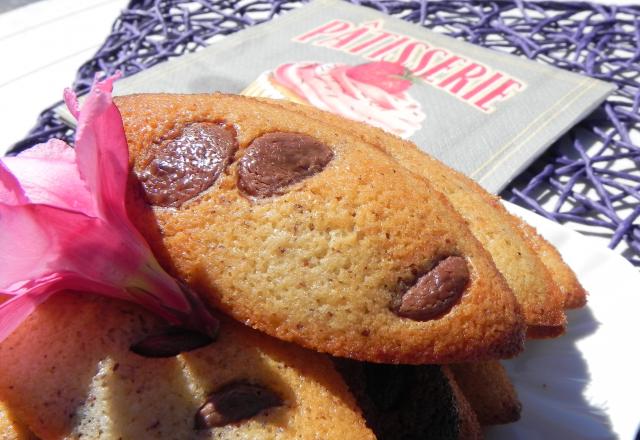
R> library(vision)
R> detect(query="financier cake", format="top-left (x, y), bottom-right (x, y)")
top-left (0, 293), bottom-right (487, 439)
top-left (257, 98), bottom-right (586, 337)
top-left (115, 93), bottom-right (526, 364)
top-left (0, 293), bottom-right (375, 439)
top-left (450, 361), bottom-right (521, 426)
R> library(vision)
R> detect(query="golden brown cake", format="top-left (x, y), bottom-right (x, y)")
top-left (443, 366), bottom-right (485, 440)
top-left (0, 402), bottom-right (34, 440)
top-left (0, 299), bottom-right (32, 440)
top-left (115, 93), bottom-right (525, 364)
top-left (450, 361), bottom-right (521, 426)
top-left (260, 98), bottom-right (581, 337)
top-left (515, 220), bottom-right (587, 309)
top-left (0, 293), bottom-right (374, 440)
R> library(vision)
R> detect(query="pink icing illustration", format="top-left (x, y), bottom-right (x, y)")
top-left (346, 61), bottom-right (413, 94)
top-left (269, 61), bottom-right (425, 138)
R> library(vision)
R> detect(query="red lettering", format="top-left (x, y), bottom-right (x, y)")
top-left (462, 73), bottom-right (503, 100)
top-left (389, 41), bottom-right (430, 67)
top-left (294, 20), bottom-right (353, 43)
top-left (410, 49), bottom-right (447, 76)
top-left (474, 79), bottom-right (522, 111)
top-left (437, 63), bottom-right (487, 94)
top-left (419, 56), bottom-right (464, 82)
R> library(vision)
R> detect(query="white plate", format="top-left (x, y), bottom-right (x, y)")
top-left (486, 202), bottom-right (640, 440)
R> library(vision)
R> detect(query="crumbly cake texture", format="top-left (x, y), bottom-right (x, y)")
top-left (262, 98), bottom-right (586, 336)
top-left (116, 93), bottom-right (525, 364)
top-left (0, 293), bottom-right (374, 440)
top-left (0, 300), bottom-right (33, 440)
top-left (450, 361), bottom-right (521, 426)
top-left (334, 360), bottom-right (482, 440)
top-left (0, 402), bottom-right (33, 440)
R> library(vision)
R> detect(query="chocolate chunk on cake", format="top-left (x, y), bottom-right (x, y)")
top-left (237, 132), bottom-right (334, 198)
top-left (139, 122), bottom-right (238, 208)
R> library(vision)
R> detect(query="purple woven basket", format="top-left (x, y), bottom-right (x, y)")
top-left (11, 0), bottom-right (640, 266)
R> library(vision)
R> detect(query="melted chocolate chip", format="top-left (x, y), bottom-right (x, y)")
top-left (139, 122), bottom-right (238, 207)
top-left (195, 382), bottom-right (283, 429)
top-left (130, 328), bottom-right (214, 358)
top-left (237, 132), bottom-right (333, 198)
top-left (394, 256), bottom-right (469, 321)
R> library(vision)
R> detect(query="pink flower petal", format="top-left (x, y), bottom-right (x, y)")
top-left (64, 87), bottom-right (80, 119)
top-left (0, 201), bottom-right (190, 311)
top-left (2, 140), bottom-right (93, 213)
top-left (0, 202), bottom-right (123, 290)
top-left (0, 273), bottom-right (124, 342)
top-left (0, 291), bottom-right (52, 342)
top-left (6, 271), bottom-right (182, 325)
top-left (71, 73), bottom-right (129, 222)
top-left (0, 269), bottom-right (219, 343)
top-left (18, 138), bottom-right (75, 161)
top-left (0, 203), bottom-right (54, 287)
top-left (0, 202), bottom-right (199, 341)
top-left (0, 162), bottom-right (28, 205)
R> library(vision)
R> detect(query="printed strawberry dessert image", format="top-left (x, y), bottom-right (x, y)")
top-left (242, 61), bottom-right (426, 138)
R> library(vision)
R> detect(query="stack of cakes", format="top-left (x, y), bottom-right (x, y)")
top-left (0, 94), bottom-right (585, 439)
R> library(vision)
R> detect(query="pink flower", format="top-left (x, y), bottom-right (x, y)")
top-left (0, 75), bottom-right (218, 342)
